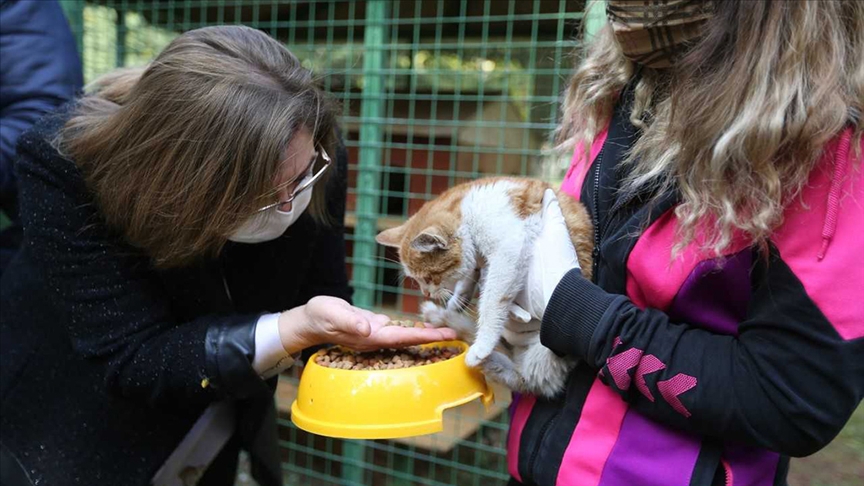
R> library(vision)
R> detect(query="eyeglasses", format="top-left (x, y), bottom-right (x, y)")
top-left (256, 147), bottom-right (331, 213)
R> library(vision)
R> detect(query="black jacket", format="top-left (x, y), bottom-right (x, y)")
top-left (0, 0), bottom-right (83, 275)
top-left (0, 109), bottom-right (352, 485)
top-left (507, 82), bottom-right (864, 486)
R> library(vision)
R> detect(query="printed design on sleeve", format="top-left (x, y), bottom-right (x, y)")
top-left (657, 374), bottom-right (698, 418)
top-left (602, 342), bottom-right (696, 418)
top-left (634, 355), bottom-right (666, 402)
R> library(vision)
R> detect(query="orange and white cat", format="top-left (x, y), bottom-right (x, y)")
top-left (376, 177), bottom-right (593, 398)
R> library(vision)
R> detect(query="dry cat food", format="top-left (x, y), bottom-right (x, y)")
top-left (385, 319), bottom-right (426, 328)
top-left (315, 346), bottom-right (462, 370)
top-left (315, 319), bottom-right (459, 369)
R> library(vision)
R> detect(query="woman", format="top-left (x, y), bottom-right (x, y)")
top-left (0, 26), bottom-right (454, 486)
top-left (505, 1), bottom-right (863, 485)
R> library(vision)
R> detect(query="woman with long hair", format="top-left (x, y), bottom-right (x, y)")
top-left (0, 26), bottom-right (454, 486)
top-left (506, 1), bottom-right (863, 485)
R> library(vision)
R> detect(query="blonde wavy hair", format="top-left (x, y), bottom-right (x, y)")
top-left (559, 0), bottom-right (863, 255)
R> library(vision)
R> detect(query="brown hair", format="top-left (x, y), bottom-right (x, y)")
top-left (57, 25), bottom-right (338, 268)
top-left (559, 0), bottom-right (863, 255)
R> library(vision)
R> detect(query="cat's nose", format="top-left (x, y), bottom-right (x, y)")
top-left (422, 290), bottom-right (431, 298)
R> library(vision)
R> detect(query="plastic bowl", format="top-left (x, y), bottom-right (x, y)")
top-left (290, 340), bottom-right (494, 439)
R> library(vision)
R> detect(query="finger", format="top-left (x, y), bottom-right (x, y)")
top-left (324, 305), bottom-right (371, 337)
top-left (508, 303), bottom-right (532, 323)
top-left (355, 307), bottom-right (390, 327)
top-left (354, 317), bottom-right (371, 337)
top-left (351, 308), bottom-right (389, 337)
top-left (542, 188), bottom-right (558, 208)
top-left (369, 327), bottom-right (457, 348)
top-left (542, 189), bottom-right (567, 225)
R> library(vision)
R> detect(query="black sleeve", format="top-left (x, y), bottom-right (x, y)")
top-left (540, 249), bottom-right (864, 457)
top-left (14, 126), bottom-right (268, 410)
top-left (294, 133), bottom-right (353, 305)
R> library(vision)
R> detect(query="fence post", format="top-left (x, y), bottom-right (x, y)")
top-left (343, 0), bottom-right (390, 484)
top-left (59, 0), bottom-right (85, 57)
top-left (352, 2), bottom-right (389, 309)
top-left (116, 9), bottom-right (126, 68)
top-left (584, 0), bottom-right (606, 39)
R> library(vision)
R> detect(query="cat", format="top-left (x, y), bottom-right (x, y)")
top-left (376, 177), bottom-right (594, 398)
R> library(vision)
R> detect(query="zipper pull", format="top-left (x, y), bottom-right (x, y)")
top-left (591, 246), bottom-right (601, 282)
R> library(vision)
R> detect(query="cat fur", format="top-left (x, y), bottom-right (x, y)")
top-left (375, 177), bottom-right (593, 398)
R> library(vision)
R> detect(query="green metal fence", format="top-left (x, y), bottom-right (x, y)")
top-left (59, 1), bottom-right (596, 484)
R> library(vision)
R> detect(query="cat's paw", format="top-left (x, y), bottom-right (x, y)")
top-left (480, 351), bottom-right (517, 383)
top-left (517, 343), bottom-right (577, 399)
top-left (465, 344), bottom-right (493, 367)
top-left (420, 301), bottom-right (447, 328)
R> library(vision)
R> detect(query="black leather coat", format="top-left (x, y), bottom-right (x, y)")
top-left (0, 108), bottom-right (352, 486)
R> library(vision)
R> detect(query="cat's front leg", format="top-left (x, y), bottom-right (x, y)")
top-left (420, 301), bottom-right (476, 341)
top-left (466, 245), bottom-right (528, 367)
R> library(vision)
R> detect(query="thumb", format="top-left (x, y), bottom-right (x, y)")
top-left (347, 306), bottom-right (372, 336)
top-left (324, 304), bottom-right (371, 337)
top-left (542, 189), bottom-right (567, 225)
top-left (354, 317), bottom-right (371, 337)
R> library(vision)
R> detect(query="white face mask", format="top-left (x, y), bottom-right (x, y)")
top-left (228, 185), bottom-right (314, 244)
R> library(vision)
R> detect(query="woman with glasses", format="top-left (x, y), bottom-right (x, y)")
top-left (0, 26), bottom-right (455, 486)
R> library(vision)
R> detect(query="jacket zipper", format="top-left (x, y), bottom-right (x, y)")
top-left (722, 459), bottom-right (733, 486)
top-left (590, 143), bottom-right (644, 282)
top-left (590, 146), bottom-right (606, 282)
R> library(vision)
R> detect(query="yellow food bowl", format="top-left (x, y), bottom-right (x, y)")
top-left (290, 340), bottom-right (494, 439)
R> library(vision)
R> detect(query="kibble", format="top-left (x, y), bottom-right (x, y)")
top-left (386, 319), bottom-right (426, 328)
top-left (315, 345), bottom-right (461, 370)
top-left (314, 319), bottom-right (459, 370)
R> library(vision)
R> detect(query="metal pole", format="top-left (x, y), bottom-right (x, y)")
top-left (59, 0), bottom-right (85, 57)
top-left (584, 0), bottom-right (606, 40)
top-left (116, 10), bottom-right (127, 68)
top-left (343, 0), bottom-right (390, 484)
top-left (351, 2), bottom-right (389, 310)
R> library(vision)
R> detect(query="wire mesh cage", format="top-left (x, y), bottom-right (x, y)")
top-left (58, 1), bottom-right (591, 484)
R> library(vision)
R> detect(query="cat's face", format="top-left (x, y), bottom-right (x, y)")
top-left (376, 219), bottom-right (465, 303)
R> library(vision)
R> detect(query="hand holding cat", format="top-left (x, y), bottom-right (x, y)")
top-left (278, 296), bottom-right (457, 354)
top-left (513, 189), bottom-right (581, 321)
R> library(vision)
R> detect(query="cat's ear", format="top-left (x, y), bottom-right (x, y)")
top-left (376, 225), bottom-right (405, 248)
top-left (411, 227), bottom-right (448, 253)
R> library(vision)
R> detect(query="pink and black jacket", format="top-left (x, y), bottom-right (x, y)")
top-left (507, 91), bottom-right (864, 486)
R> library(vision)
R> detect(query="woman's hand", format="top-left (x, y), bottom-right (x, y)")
top-left (512, 189), bottom-right (581, 321)
top-left (278, 296), bottom-right (458, 354)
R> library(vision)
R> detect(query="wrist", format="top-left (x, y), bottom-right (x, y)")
top-left (278, 305), bottom-right (315, 355)
top-left (541, 269), bottom-right (617, 359)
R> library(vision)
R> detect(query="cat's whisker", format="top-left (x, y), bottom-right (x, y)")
top-left (458, 299), bottom-right (468, 312)
top-left (441, 289), bottom-right (457, 307)
top-left (373, 255), bottom-right (403, 266)
top-left (461, 301), bottom-right (478, 315)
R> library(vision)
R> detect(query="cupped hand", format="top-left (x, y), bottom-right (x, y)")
top-left (280, 296), bottom-right (458, 354)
